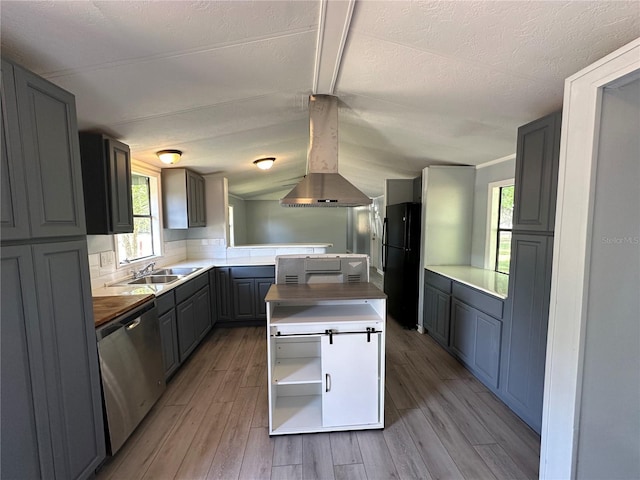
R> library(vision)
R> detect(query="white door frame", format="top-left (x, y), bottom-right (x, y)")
top-left (540, 38), bottom-right (640, 479)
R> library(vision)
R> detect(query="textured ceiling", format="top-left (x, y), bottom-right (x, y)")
top-left (1, 1), bottom-right (638, 200)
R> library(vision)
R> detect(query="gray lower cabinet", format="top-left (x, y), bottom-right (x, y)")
top-left (215, 267), bottom-right (233, 322)
top-left (175, 272), bottom-right (211, 362)
top-left (501, 233), bottom-right (553, 433)
top-left (1, 241), bottom-right (105, 480)
top-left (450, 298), bottom-right (502, 389)
top-left (215, 266), bottom-right (275, 324)
top-left (157, 291), bottom-right (179, 379)
top-left (423, 284), bottom-right (451, 347)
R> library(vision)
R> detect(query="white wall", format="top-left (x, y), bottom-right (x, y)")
top-left (422, 166), bottom-right (475, 266)
top-left (244, 200), bottom-right (348, 252)
top-left (470, 157), bottom-right (516, 268)
top-left (228, 194), bottom-right (247, 245)
top-left (385, 179), bottom-right (415, 205)
top-left (574, 75), bottom-right (639, 480)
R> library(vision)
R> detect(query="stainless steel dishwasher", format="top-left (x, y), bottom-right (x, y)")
top-left (96, 299), bottom-right (165, 454)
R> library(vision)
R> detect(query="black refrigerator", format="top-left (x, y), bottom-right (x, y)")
top-left (382, 202), bottom-right (422, 329)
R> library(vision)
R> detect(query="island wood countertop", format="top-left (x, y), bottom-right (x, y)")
top-left (265, 282), bottom-right (386, 302)
top-left (93, 294), bottom-right (155, 328)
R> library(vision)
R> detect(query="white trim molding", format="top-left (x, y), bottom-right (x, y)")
top-left (540, 37), bottom-right (640, 479)
top-left (476, 153), bottom-right (516, 170)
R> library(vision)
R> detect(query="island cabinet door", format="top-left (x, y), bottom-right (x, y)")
top-left (321, 333), bottom-right (380, 427)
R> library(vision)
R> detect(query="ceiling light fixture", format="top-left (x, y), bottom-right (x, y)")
top-left (253, 157), bottom-right (275, 170)
top-left (157, 149), bottom-right (182, 165)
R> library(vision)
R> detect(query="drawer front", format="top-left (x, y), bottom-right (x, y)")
top-left (156, 291), bottom-right (175, 315)
top-left (424, 269), bottom-right (452, 294)
top-left (231, 266), bottom-right (275, 279)
top-left (175, 278), bottom-right (196, 304)
top-left (452, 282), bottom-right (503, 319)
top-left (193, 271), bottom-right (209, 291)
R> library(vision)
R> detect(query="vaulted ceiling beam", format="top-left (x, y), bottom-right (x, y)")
top-left (312, 0), bottom-right (356, 95)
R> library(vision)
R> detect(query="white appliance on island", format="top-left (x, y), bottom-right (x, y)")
top-left (266, 254), bottom-right (386, 435)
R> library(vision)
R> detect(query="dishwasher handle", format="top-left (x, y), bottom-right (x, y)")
top-left (96, 300), bottom-right (156, 341)
top-left (125, 318), bottom-right (141, 331)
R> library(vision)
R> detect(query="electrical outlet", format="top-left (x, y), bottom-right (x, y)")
top-left (100, 251), bottom-right (114, 267)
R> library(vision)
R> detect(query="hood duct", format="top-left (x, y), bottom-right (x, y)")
top-left (280, 95), bottom-right (372, 207)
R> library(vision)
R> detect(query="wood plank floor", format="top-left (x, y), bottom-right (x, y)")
top-left (96, 317), bottom-right (540, 480)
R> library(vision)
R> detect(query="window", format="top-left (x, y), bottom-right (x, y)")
top-left (116, 167), bottom-right (162, 265)
top-left (486, 179), bottom-right (514, 274)
top-left (495, 185), bottom-right (514, 274)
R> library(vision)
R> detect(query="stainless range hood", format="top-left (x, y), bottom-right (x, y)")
top-left (280, 95), bottom-right (372, 207)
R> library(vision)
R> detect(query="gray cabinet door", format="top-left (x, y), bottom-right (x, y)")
top-left (501, 233), bottom-right (553, 433)
top-left (513, 111), bottom-right (561, 233)
top-left (255, 278), bottom-right (274, 319)
top-left (209, 269), bottom-right (219, 326)
top-left (424, 284), bottom-right (450, 347)
top-left (1, 245), bottom-right (54, 479)
top-left (1, 59), bottom-right (30, 240)
top-left (107, 137), bottom-right (133, 233)
top-left (233, 278), bottom-right (256, 320)
top-left (32, 240), bottom-right (105, 479)
top-left (176, 299), bottom-right (197, 362)
top-left (159, 309), bottom-right (179, 379)
top-left (194, 286), bottom-right (212, 341)
top-left (216, 268), bottom-right (233, 321)
top-left (14, 64), bottom-right (86, 238)
top-left (451, 298), bottom-right (502, 389)
top-left (187, 170), bottom-right (206, 227)
top-left (450, 299), bottom-right (476, 363)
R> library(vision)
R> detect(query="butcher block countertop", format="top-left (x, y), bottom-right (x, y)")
top-left (265, 282), bottom-right (386, 302)
top-left (93, 294), bottom-right (155, 328)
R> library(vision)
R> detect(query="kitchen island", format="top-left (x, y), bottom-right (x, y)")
top-left (265, 282), bottom-right (386, 435)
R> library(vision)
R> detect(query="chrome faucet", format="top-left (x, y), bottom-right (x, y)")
top-left (133, 261), bottom-right (156, 279)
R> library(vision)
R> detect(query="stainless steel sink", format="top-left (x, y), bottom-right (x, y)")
top-left (151, 267), bottom-right (202, 276)
top-left (127, 275), bottom-right (181, 285)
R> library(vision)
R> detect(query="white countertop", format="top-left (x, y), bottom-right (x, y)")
top-left (426, 265), bottom-right (509, 299)
top-left (229, 243), bottom-right (332, 249)
top-left (92, 257), bottom-right (276, 297)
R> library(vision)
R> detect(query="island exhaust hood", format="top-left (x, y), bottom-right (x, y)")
top-left (280, 95), bottom-right (372, 207)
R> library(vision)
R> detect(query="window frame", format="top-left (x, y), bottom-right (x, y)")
top-left (485, 178), bottom-right (515, 272)
top-left (494, 184), bottom-right (514, 274)
top-left (115, 160), bottom-right (164, 270)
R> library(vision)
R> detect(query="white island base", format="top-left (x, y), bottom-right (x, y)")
top-left (265, 283), bottom-right (386, 435)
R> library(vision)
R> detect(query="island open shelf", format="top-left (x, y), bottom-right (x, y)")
top-left (266, 283), bottom-right (387, 435)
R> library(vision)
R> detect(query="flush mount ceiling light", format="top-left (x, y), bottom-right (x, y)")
top-left (157, 149), bottom-right (182, 165)
top-left (253, 157), bottom-right (275, 170)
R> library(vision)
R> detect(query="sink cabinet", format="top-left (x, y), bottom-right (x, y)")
top-left (266, 283), bottom-right (386, 435)
top-left (79, 133), bottom-right (133, 234)
top-left (157, 291), bottom-right (179, 379)
top-left (175, 272), bottom-right (211, 362)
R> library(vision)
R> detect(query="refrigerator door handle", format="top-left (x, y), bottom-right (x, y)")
top-left (405, 211), bottom-right (412, 251)
top-left (382, 217), bottom-right (387, 272)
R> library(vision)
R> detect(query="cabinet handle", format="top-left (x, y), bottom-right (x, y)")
top-left (326, 373), bottom-right (331, 392)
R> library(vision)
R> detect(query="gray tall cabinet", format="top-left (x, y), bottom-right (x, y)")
top-left (500, 111), bottom-right (561, 433)
top-left (1, 58), bottom-right (105, 479)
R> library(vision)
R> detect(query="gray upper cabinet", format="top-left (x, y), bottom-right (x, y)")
top-left (162, 168), bottom-right (206, 228)
top-left (513, 111), bottom-right (561, 233)
top-left (1, 59), bottom-right (30, 240)
top-left (79, 133), bottom-right (133, 234)
top-left (12, 60), bottom-right (86, 238)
